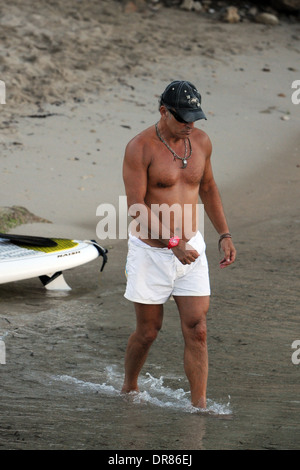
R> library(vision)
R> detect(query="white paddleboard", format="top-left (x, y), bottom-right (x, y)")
top-left (0, 236), bottom-right (107, 290)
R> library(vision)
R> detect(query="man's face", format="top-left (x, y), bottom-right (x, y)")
top-left (162, 106), bottom-right (195, 138)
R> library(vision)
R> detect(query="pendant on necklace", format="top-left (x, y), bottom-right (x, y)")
top-left (155, 123), bottom-right (191, 170)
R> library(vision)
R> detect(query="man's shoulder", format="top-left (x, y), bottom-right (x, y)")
top-left (193, 127), bottom-right (210, 141)
top-left (128, 125), bottom-right (155, 145)
top-left (193, 127), bottom-right (212, 149)
top-left (125, 125), bottom-right (155, 154)
top-left (124, 125), bottom-right (155, 165)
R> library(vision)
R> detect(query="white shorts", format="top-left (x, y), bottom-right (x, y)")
top-left (124, 231), bottom-right (210, 304)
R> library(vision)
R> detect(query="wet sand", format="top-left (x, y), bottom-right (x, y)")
top-left (1, 187), bottom-right (300, 450)
top-left (1, 0), bottom-right (300, 451)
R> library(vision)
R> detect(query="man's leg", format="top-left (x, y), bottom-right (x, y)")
top-left (173, 295), bottom-right (210, 408)
top-left (121, 302), bottom-right (164, 394)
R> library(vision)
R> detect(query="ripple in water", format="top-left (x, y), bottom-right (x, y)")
top-left (52, 365), bottom-right (232, 417)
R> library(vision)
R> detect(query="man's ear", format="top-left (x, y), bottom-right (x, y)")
top-left (160, 105), bottom-right (169, 120)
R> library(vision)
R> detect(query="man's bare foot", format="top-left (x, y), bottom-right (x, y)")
top-left (192, 397), bottom-right (206, 409)
top-left (121, 385), bottom-right (139, 394)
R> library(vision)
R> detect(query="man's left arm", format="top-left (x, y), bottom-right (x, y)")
top-left (199, 136), bottom-right (236, 268)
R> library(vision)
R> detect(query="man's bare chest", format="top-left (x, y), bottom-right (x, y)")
top-left (147, 149), bottom-right (205, 189)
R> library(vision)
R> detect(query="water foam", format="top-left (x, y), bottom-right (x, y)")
top-left (52, 365), bottom-right (232, 416)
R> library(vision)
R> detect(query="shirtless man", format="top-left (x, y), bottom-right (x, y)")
top-left (122, 80), bottom-right (236, 408)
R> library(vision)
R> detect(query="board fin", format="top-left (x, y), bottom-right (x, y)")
top-left (39, 272), bottom-right (72, 291)
top-left (87, 240), bottom-right (108, 272)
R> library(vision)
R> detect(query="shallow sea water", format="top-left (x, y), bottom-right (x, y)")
top-left (0, 245), bottom-right (299, 451)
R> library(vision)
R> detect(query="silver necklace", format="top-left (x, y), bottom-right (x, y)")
top-left (155, 122), bottom-right (192, 169)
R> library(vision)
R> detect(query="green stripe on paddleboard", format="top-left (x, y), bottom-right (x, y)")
top-left (18, 239), bottom-right (79, 253)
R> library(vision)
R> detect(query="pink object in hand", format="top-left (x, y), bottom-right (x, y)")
top-left (168, 236), bottom-right (180, 249)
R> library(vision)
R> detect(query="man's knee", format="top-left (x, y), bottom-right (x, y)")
top-left (184, 317), bottom-right (207, 345)
top-left (136, 322), bottom-right (162, 347)
top-left (192, 321), bottom-right (207, 343)
top-left (142, 325), bottom-right (161, 345)
top-left (135, 303), bottom-right (163, 347)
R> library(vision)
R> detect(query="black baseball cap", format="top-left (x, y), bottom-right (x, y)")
top-left (160, 80), bottom-right (207, 122)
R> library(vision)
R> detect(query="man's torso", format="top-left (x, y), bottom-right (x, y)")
top-left (140, 125), bottom-right (209, 246)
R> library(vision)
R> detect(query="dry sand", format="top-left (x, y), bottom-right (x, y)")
top-left (0, 0), bottom-right (300, 450)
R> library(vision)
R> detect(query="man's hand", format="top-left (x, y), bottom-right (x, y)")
top-left (219, 238), bottom-right (236, 269)
top-left (171, 240), bottom-right (199, 265)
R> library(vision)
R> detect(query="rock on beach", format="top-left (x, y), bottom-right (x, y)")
top-left (0, 206), bottom-right (51, 233)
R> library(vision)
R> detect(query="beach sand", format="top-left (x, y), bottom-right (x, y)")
top-left (0, 0), bottom-right (300, 450)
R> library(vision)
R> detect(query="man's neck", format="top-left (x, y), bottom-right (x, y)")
top-left (157, 120), bottom-right (185, 145)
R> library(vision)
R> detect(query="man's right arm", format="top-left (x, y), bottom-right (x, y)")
top-left (122, 136), bottom-right (153, 239)
top-left (123, 137), bottom-right (176, 243)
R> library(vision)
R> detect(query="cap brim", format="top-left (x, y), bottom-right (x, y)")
top-left (177, 108), bottom-right (207, 122)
